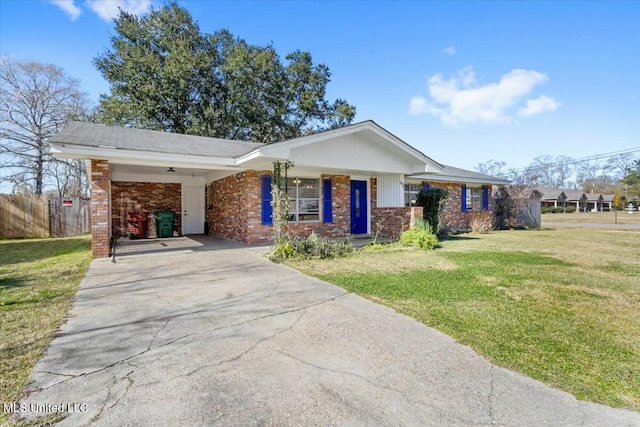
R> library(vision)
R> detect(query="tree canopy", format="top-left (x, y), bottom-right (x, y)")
top-left (621, 159), bottom-right (640, 202)
top-left (93, 3), bottom-right (356, 142)
top-left (0, 57), bottom-right (91, 195)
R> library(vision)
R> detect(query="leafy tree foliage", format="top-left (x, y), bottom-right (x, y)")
top-left (621, 159), bottom-right (640, 202)
top-left (93, 3), bottom-right (355, 142)
top-left (0, 57), bottom-right (91, 195)
top-left (415, 188), bottom-right (448, 234)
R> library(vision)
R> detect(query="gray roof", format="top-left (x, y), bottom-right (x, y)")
top-left (533, 187), bottom-right (566, 200)
top-left (49, 122), bottom-right (264, 158)
top-left (410, 165), bottom-right (511, 185)
top-left (602, 194), bottom-right (615, 202)
top-left (585, 193), bottom-right (603, 201)
top-left (563, 190), bottom-right (587, 201)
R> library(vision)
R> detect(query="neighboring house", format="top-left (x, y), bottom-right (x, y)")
top-left (602, 194), bottom-right (615, 210)
top-left (563, 190), bottom-right (588, 212)
top-left (534, 187), bottom-right (567, 209)
top-left (585, 193), bottom-right (604, 212)
top-left (50, 121), bottom-right (509, 257)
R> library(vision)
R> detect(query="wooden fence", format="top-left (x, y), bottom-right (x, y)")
top-left (0, 194), bottom-right (91, 238)
top-left (493, 198), bottom-right (541, 229)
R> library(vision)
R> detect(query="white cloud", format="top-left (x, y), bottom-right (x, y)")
top-left (49, 0), bottom-right (81, 21)
top-left (86, 0), bottom-right (152, 22)
top-left (442, 46), bottom-right (456, 55)
top-left (409, 97), bottom-right (430, 115)
top-left (517, 95), bottom-right (561, 117)
top-left (409, 66), bottom-right (560, 126)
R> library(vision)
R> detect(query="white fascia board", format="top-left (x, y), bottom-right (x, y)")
top-left (364, 125), bottom-right (443, 172)
top-left (51, 144), bottom-right (240, 170)
top-left (235, 147), bottom-right (290, 165)
top-left (408, 174), bottom-right (511, 186)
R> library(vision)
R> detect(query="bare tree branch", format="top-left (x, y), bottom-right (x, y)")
top-left (0, 57), bottom-right (91, 194)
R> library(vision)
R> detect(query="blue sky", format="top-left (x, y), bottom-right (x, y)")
top-left (1, 0), bottom-right (639, 171)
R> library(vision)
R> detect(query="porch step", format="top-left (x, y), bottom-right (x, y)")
top-left (351, 234), bottom-right (372, 240)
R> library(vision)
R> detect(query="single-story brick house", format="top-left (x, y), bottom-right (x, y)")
top-left (50, 120), bottom-right (510, 257)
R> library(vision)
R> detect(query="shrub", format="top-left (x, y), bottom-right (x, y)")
top-left (542, 207), bottom-right (567, 214)
top-left (269, 232), bottom-right (353, 262)
top-left (413, 218), bottom-right (431, 232)
top-left (415, 188), bottom-right (449, 235)
top-left (399, 228), bottom-right (439, 250)
top-left (468, 211), bottom-right (493, 233)
top-left (565, 206), bottom-right (576, 213)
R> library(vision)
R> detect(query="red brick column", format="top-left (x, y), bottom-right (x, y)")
top-left (90, 159), bottom-right (110, 258)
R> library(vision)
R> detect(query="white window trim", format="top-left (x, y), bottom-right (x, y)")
top-left (465, 185), bottom-right (483, 211)
top-left (286, 177), bottom-right (321, 223)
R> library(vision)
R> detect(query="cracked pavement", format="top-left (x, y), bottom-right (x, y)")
top-left (19, 238), bottom-right (640, 426)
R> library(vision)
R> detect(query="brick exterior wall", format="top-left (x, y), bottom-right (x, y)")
top-left (207, 171), bottom-right (255, 242)
top-left (207, 171), bottom-right (352, 244)
top-left (372, 207), bottom-right (422, 239)
top-left (111, 181), bottom-right (181, 237)
top-left (90, 159), bottom-right (110, 258)
top-left (422, 181), bottom-right (493, 231)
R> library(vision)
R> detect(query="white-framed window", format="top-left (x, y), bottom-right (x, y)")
top-left (286, 178), bottom-right (319, 222)
top-left (465, 186), bottom-right (483, 211)
top-left (404, 183), bottom-right (422, 207)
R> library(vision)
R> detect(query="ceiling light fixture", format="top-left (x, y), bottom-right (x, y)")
top-left (167, 167), bottom-right (175, 173)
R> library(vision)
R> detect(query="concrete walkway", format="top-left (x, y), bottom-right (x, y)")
top-left (20, 241), bottom-right (640, 426)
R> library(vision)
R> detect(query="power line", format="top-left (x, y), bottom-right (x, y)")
top-left (508, 147), bottom-right (640, 174)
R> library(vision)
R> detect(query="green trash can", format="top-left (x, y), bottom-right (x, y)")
top-left (156, 210), bottom-right (175, 238)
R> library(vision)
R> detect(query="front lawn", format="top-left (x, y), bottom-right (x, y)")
top-left (0, 236), bottom-right (91, 425)
top-left (542, 210), bottom-right (640, 226)
top-left (289, 228), bottom-right (640, 410)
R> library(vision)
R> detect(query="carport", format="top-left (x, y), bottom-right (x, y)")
top-left (49, 122), bottom-right (262, 257)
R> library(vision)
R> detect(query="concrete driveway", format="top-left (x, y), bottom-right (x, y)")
top-left (21, 238), bottom-right (639, 426)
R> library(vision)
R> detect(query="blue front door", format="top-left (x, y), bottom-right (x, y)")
top-left (350, 180), bottom-right (367, 234)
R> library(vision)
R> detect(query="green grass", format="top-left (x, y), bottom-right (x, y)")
top-left (289, 228), bottom-right (640, 410)
top-left (0, 236), bottom-right (91, 426)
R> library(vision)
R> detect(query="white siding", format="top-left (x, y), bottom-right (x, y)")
top-left (376, 174), bottom-right (404, 207)
top-left (289, 133), bottom-right (419, 174)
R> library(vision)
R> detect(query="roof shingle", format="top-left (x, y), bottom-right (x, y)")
top-left (49, 122), bottom-right (264, 158)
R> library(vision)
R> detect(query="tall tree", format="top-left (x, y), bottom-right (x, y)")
top-left (620, 159), bottom-right (640, 202)
top-left (577, 159), bottom-right (606, 194)
top-left (474, 159), bottom-right (507, 177)
top-left (550, 155), bottom-right (576, 188)
top-left (93, 3), bottom-right (355, 142)
top-left (0, 57), bottom-right (91, 194)
top-left (606, 153), bottom-right (637, 180)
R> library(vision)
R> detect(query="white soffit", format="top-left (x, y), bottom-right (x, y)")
top-left (51, 144), bottom-right (241, 170)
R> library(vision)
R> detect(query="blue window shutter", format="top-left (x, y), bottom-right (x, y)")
top-left (323, 179), bottom-right (333, 223)
top-left (261, 175), bottom-right (272, 225)
top-left (424, 183), bottom-right (431, 190)
top-left (482, 187), bottom-right (489, 211)
top-left (461, 184), bottom-right (467, 212)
